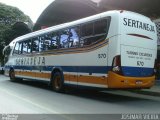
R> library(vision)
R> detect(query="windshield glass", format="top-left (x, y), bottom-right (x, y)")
top-left (3, 46), bottom-right (11, 64)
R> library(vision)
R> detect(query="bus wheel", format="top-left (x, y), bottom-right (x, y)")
top-left (52, 72), bottom-right (64, 92)
top-left (9, 70), bottom-right (16, 82)
top-left (9, 70), bottom-right (22, 82)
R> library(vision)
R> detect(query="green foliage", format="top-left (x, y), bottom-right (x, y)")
top-left (0, 3), bottom-right (29, 21)
top-left (0, 3), bottom-right (33, 65)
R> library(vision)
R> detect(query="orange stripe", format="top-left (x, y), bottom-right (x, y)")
top-left (15, 71), bottom-right (108, 86)
top-left (15, 71), bottom-right (50, 79)
top-left (64, 74), bottom-right (108, 85)
top-left (64, 74), bottom-right (71, 81)
top-left (77, 75), bottom-right (107, 85)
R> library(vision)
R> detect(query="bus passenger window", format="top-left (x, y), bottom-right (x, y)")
top-left (69, 27), bottom-right (80, 48)
top-left (80, 22), bottom-right (94, 47)
top-left (50, 32), bottom-right (59, 50)
top-left (32, 37), bottom-right (39, 52)
top-left (39, 37), bottom-right (44, 52)
top-left (81, 22), bottom-right (93, 37)
top-left (92, 18), bottom-right (111, 43)
top-left (22, 41), bottom-right (28, 54)
top-left (27, 40), bottom-right (32, 53)
top-left (60, 29), bottom-right (70, 48)
top-left (94, 19), bottom-right (108, 35)
top-left (43, 34), bottom-right (52, 51)
top-left (18, 42), bottom-right (22, 54)
top-left (13, 42), bottom-right (19, 54)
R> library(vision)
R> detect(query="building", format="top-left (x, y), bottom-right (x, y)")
top-left (34, 0), bottom-right (160, 30)
top-left (34, 0), bottom-right (99, 30)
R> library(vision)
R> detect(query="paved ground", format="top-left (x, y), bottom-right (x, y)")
top-left (134, 81), bottom-right (160, 96)
top-left (0, 75), bottom-right (160, 120)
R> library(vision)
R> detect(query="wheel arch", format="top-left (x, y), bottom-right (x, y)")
top-left (9, 66), bottom-right (14, 75)
top-left (50, 67), bottom-right (64, 82)
top-left (9, 66), bottom-right (14, 71)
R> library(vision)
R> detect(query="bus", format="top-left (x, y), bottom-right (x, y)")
top-left (4, 10), bottom-right (157, 92)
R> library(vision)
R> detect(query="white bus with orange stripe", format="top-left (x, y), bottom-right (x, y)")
top-left (4, 10), bottom-right (157, 92)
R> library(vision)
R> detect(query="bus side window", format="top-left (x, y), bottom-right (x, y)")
top-left (80, 22), bottom-right (94, 47)
top-left (39, 37), bottom-right (44, 52)
top-left (43, 34), bottom-right (52, 51)
top-left (18, 42), bottom-right (22, 54)
top-left (40, 36), bottom-right (46, 51)
top-left (92, 18), bottom-right (110, 43)
top-left (32, 37), bottom-right (39, 52)
top-left (94, 19), bottom-right (108, 35)
top-left (69, 26), bottom-right (80, 48)
top-left (22, 41), bottom-right (28, 54)
top-left (42, 32), bottom-right (59, 51)
top-left (27, 40), bottom-right (32, 53)
top-left (50, 32), bottom-right (59, 50)
top-left (60, 29), bottom-right (70, 48)
top-left (81, 22), bottom-right (93, 37)
top-left (13, 42), bottom-right (19, 55)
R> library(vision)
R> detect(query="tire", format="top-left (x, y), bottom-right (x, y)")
top-left (9, 70), bottom-right (22, 82)
top-left (51, 72), bottom-right (64, 92)
top-left (9, 70), bottom-right (16, 82)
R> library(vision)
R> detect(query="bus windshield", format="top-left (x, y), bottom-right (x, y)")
top-left (3, 45), bottom-right (12, 64)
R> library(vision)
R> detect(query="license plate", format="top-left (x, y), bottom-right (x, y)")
top-left (136, 80), bottom-right (143, 85)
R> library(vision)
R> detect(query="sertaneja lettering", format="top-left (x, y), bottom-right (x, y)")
top-left (34, 57), bottom-right (36, 65)
top-left (27, 58), bottom-right (30, 65)
top-left (30, 57), bottom-right (33, 65)
top-left (38, 57), bottom-right (41, 65)
top-left (42, 57), bottom-right (45, 65)
top-left (123, 18), bottom-right (155, 32)
top-left (15, 57), bottom-right (46, 66)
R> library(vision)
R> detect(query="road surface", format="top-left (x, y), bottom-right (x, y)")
top-left (0, 75), bottom-right (160, 119)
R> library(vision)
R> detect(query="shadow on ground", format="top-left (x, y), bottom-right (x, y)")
top-left (10, 79), bottom-right (156, 104)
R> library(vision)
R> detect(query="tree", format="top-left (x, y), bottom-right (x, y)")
top-left (0, 3), bottom-right (33, 65)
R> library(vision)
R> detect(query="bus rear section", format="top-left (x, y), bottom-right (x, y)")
top-left (108, 11), bottom-right (157, 88)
